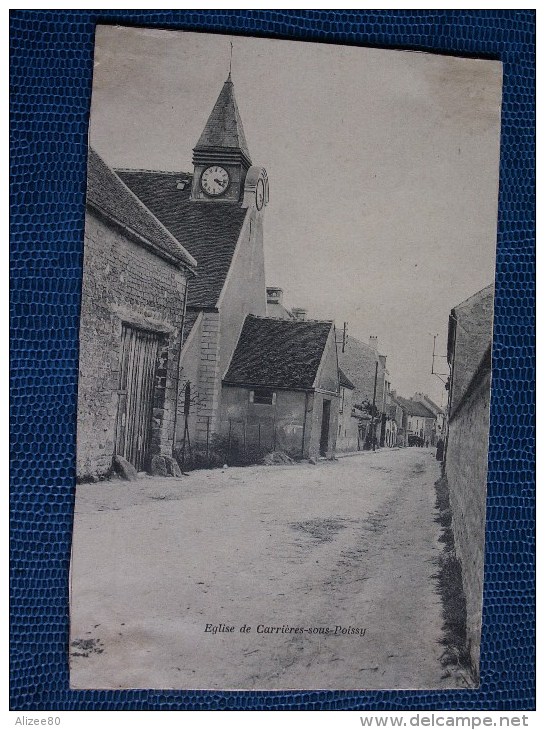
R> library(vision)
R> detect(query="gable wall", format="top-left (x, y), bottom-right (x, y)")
top-left (315, 328), bottom-right (340, 394)
top-left (218, 208), bottom-right (267, 379)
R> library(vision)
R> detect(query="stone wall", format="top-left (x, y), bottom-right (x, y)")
top-left (195, 311), bottom-right (222, 445)
top-left (77, 210), bottom-right (187, 479)
top-left (445, 365), bottom-right (491, 671)
top-left (220, 386), bottom-right (311, 459)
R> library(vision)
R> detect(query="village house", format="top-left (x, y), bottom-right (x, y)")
top-left (338, 334), bottom-right (391, 449)
top-left (443, 283), bottom-right (494, 674)
top-left (394, 396), bottom-right (437, 446)
top-left (77, 149), bottom-right (197, 480)
top-left (221, 315), bottom-right (341, 461)
top-left (266, 292), bottom-right (365, 453)
top-left (413, 392), bottom-right (445, 444)
top-left (118, 76), bottom-right (270, 460)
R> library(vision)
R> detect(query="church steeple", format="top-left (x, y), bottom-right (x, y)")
top-left (195, 78), bottom-right (252, 166)
top-left (191, 77), bottom-right (253, 202)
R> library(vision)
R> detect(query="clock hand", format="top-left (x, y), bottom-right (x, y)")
top-left (214, 178), bottom-right (224, 185)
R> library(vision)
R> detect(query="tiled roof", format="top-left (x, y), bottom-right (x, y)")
top-left (224, 315), bottom-right (333, 390)
top-left (395, 396), bottom-right (436, 419)
top-left (195, 79), bottom-right (252, 164)
top-left (117, 169), bottom-right (247, 308)
top-left (181, 310), bottom-right (200, 346)
top-left (86, 149), bottom-right (196, 270)
top-left (339, 368), bottom-right (355, 390)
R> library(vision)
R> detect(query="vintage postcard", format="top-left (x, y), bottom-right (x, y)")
top-left (70, 26), bottom-right (502, 690)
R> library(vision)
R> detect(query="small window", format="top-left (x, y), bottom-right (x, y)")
top-left (250, 388), bottom-right (276, 405)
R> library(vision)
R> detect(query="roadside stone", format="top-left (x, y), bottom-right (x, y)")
top-left (263, 451), bottom-right (294, 466)
top-left (164, 456), bottom-right (182, 477)
top-left (112, 455), bottom-right (138, 481)
top-left (150, 455), bottom-right (168, 477)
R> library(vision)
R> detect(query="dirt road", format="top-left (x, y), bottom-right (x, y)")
top-left (70, 447), bottom-right (458, 690)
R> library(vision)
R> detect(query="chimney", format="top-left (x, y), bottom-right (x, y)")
top-left (291, 307), bottom-right (307, 321)
top-left (369, 335), bottom-right (378, 350)
top-left (266, 287), bottom-right (283, 305)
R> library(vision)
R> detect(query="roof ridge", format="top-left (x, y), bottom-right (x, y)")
top-left (114, 167), bottom-right (193, 177)
top-left (247, 313), bottom-right (333, 326)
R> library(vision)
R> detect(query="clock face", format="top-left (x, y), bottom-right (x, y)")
top-left (201, 166), bottom-right (229, 197)
top-left (256, 178), bottom-right (265, 210)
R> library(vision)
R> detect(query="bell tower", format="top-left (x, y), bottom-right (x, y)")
top-left (191, 76), bottom-right (253, 203)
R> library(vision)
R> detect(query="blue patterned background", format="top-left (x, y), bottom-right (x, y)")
top-left (10, 10), bottom-right (535, 711)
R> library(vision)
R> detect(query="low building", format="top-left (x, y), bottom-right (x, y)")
top-left (444, 283), bottom-right (494, 674)
top-left (77, 149), bottom-right (196, 480)
top-left (220, 315), bottom-right (340, 461)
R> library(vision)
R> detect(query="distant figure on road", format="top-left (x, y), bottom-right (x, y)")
top-left (425, 440), bottom-right (429, 448)
top-left (436, 438), bottom-right (444, 462)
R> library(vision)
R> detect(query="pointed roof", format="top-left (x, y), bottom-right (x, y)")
top-left (194, 79), bottom-right (252, 164)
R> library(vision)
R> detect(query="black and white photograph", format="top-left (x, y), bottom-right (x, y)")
top-left (70, 26), bottom-right (502, 691)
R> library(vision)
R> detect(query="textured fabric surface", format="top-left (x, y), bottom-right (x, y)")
top-left (10, 10), bottom-right (535, 711)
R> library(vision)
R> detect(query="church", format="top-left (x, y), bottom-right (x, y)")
top-left (118, 75), bottom-right (342, 466)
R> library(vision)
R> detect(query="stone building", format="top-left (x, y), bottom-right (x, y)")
top-left (338, 335), bottom-right (390, 448)
top-left (444, 283), bottom-right (494, 674)
top-left (221, 315), bottom-right (341, 461)
top-left (119, 76), bottom-right (269, 456)
top-left (77, 149), bottom-right (196, 480)
top-left (413, 392), bottom-right (445, 444)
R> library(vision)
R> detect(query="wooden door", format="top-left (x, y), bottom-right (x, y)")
top-left (319, 399), bottom-right (331, 457)
top-left (115, 325), bottom-right (160, 471)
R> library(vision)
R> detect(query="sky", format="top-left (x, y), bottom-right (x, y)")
top-left (89, 26), bottom-right (502, 407)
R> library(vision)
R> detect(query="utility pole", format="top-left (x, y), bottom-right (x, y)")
top-left (370, 361), bottom-right (378, 451)
top-left (342, 322), bottom-right (348, 352)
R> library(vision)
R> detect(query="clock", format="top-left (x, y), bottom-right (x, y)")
top-left (256, 178), bottom-right (265, 210)
top-left (200, 165), bottom-right (230, 197)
